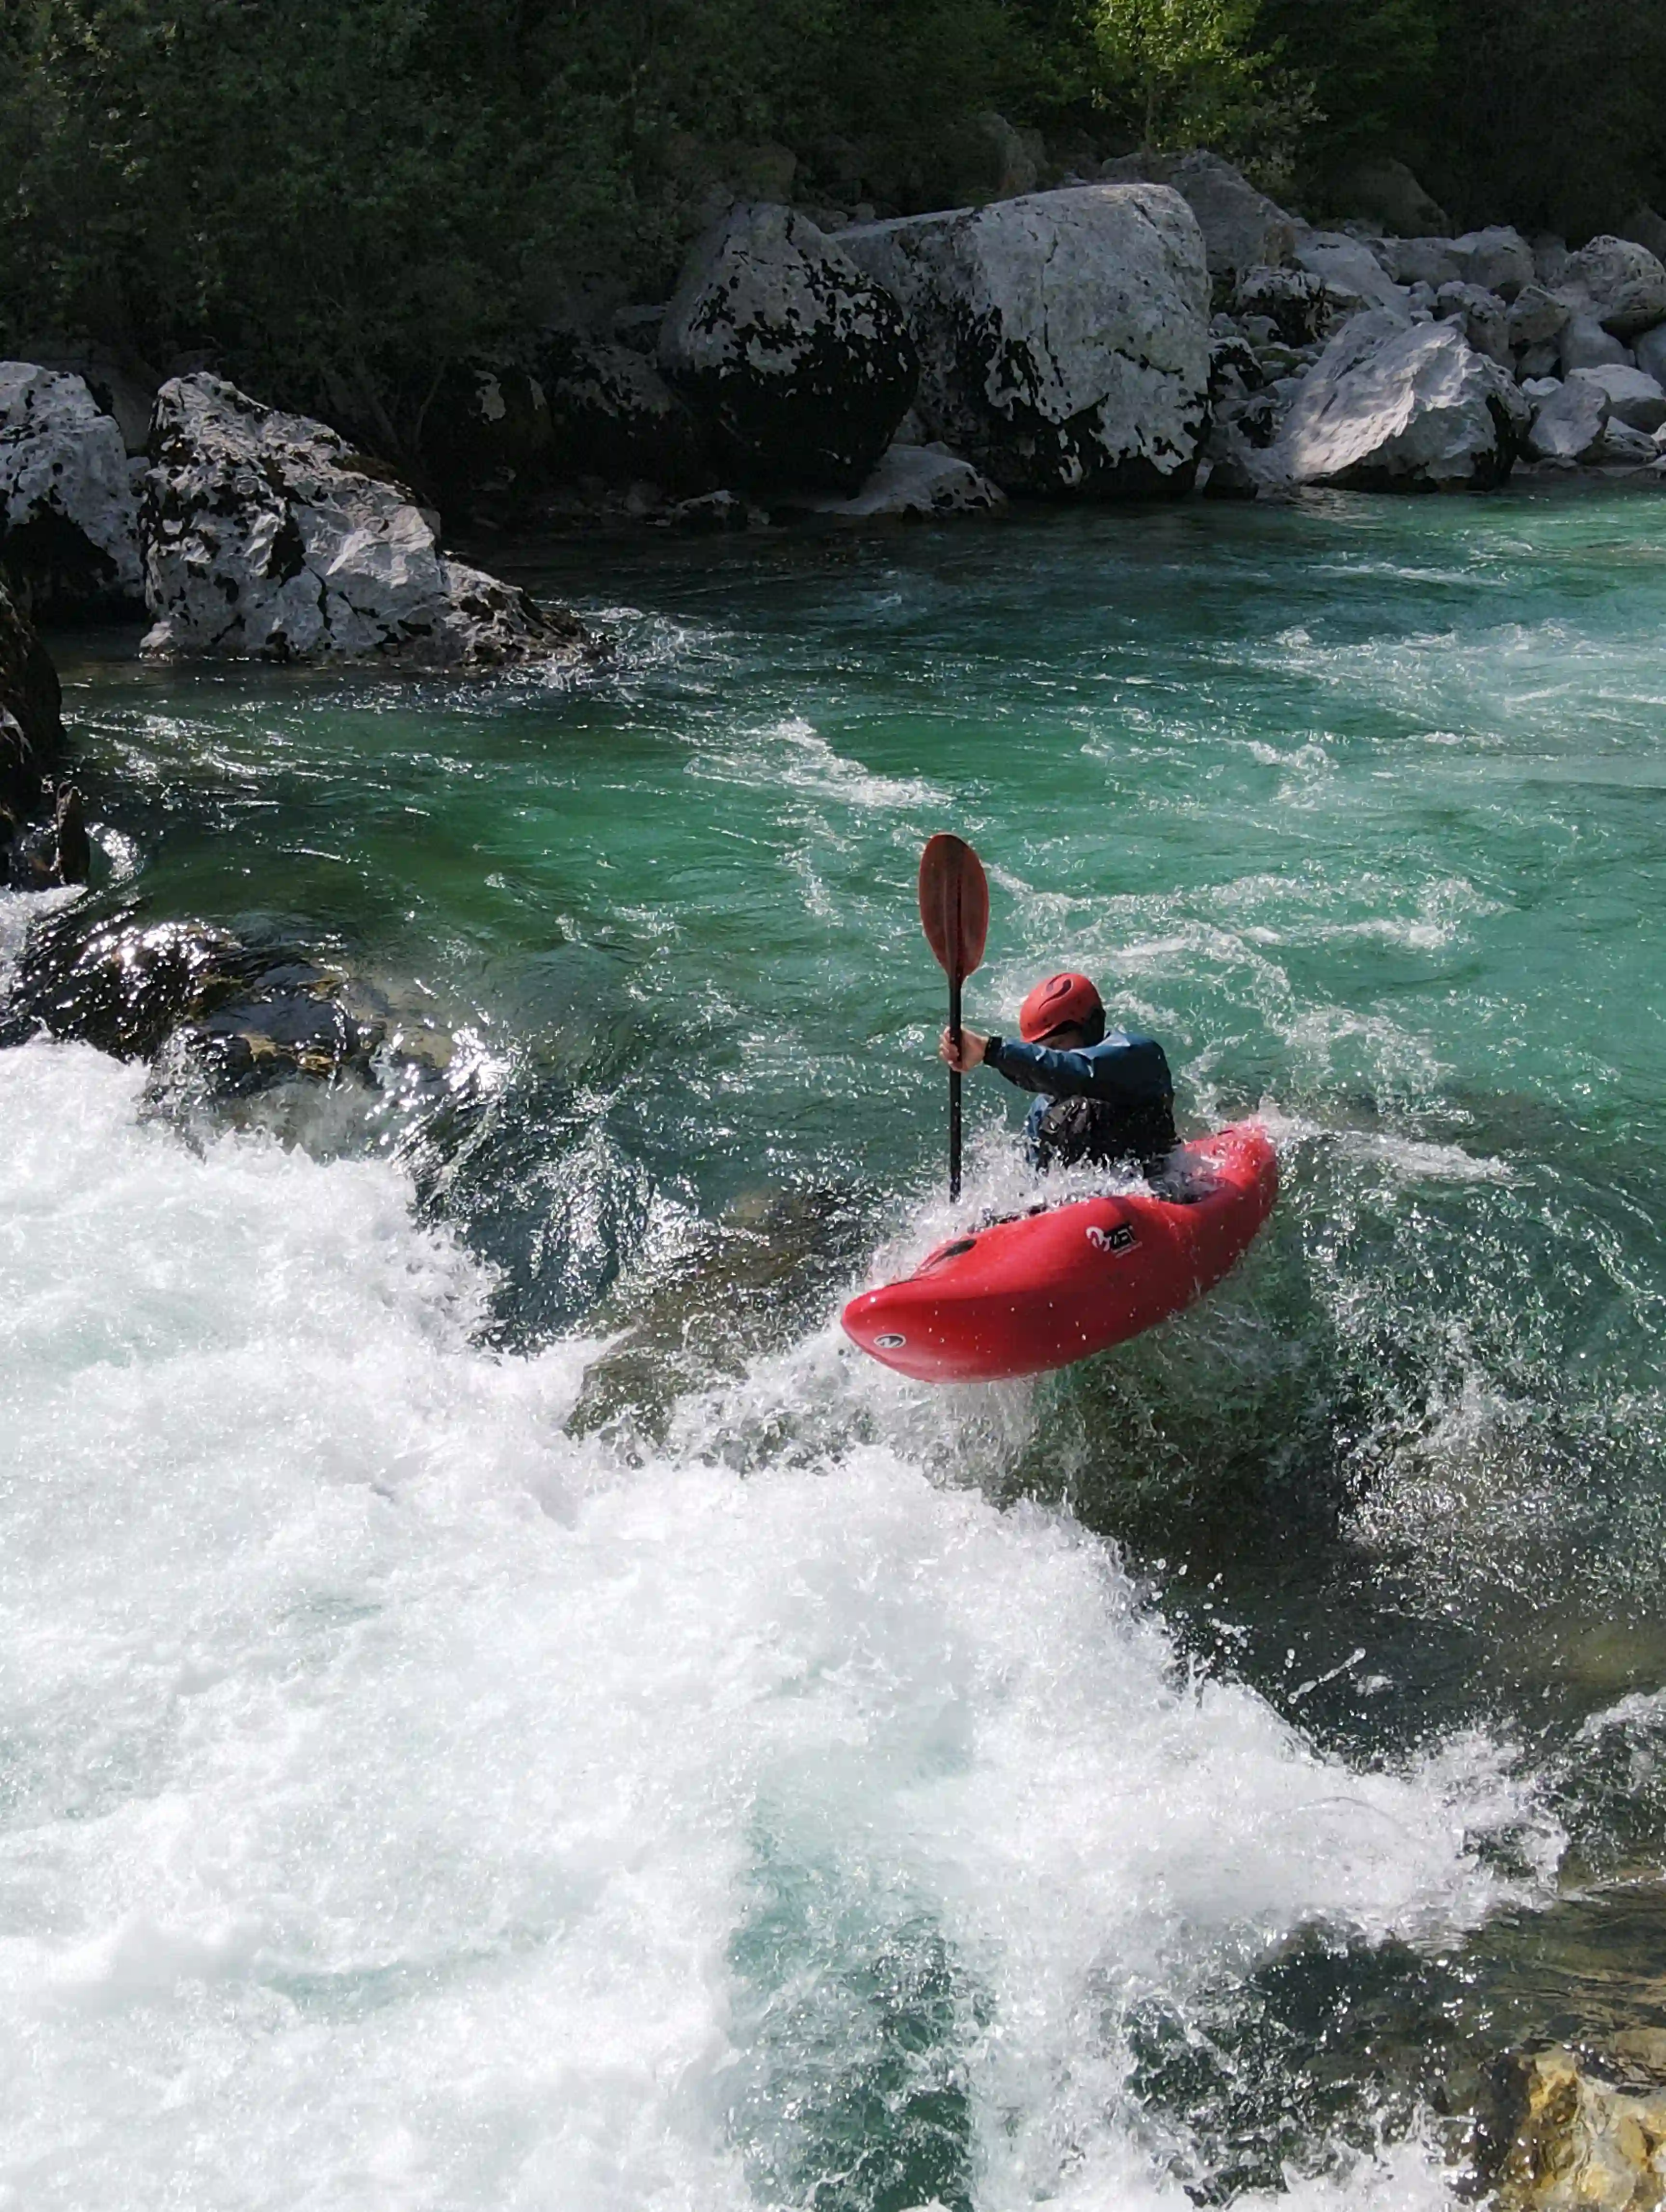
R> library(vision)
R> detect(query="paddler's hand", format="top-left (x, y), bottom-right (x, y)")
top-left (939, 1026), bottom-right (988, 1072)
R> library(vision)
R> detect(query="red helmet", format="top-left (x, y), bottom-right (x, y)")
top-left (1019, 971), bottom-right (1103, 1042)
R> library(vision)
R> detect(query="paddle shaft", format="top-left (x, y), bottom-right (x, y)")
top-left (949, 972), bottom-right (963, 1201)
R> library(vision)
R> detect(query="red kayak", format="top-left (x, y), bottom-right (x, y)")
top-left (842, 1121), bottom-right (1278, 1384)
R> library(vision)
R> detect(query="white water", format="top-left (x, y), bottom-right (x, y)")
top-left (0, 1039), bottom-right (1548, 2209)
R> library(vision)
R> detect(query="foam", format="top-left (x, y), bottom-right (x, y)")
top-left (0, 1039), bottom-right (1547, 2208)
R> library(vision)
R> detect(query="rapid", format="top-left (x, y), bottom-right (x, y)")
top-left (3, 484), bottom-right (1665, 2208)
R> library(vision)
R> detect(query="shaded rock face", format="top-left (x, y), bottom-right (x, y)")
top-left (1436, 281), bottom-right (1512, 366)
top-left (0, 363), bottom-right (143, 620)
top-left (1527, 377), bottom-right (1609, 461)
top-left (1559, 235), bottom-right (1666, 338)
top-left (842, 183), bottom-right (1211, 499)
top-left (1387, 237), bottom-right (1464, 289)
top-left (1101, 150), bottom-right (1295, 284)
top-left (1276, 312), bottom-right (1529, 490)
top-left (536, 329), bottom-right (714, 495)
top-left (658, 203), bottom-right (917, 492)
top-left (1451, 226), bottom-right (1535, 299)
top-left (1560, 313), bottom-right (1633, 374)
top-left (0, 579), bottom-right (65, 823)
top-left (420, 362), bottom-right (553, 507)
top-left (143, 375), bottom-right (591, 668)
top-left (1570, 364), bottom-right (1666, 432)
top-left (1233, 266), bottom-right (1333, 348)
top-left (1331, 156), bottom-right (1447, 237)
top-left (1293, 234), bottom-right (1409, 317)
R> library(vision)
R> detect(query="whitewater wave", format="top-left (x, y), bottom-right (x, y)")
top-left (0, 1038), bottom-right (1555, 2209)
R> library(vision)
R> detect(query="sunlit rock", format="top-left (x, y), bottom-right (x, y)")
top-left (802, 441), bottom-right (1006, 521)
top-left (141, 375), bottom-right (591, 668)
top-left (842, 184), bottom-right (1211, 498)
top-left (0, 363), bottom-right (143, 619)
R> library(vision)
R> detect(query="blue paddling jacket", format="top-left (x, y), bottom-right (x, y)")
top-left (983, 1029), bottom-right (1178, 1174)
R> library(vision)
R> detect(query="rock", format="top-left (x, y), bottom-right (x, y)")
top-left (966, 112), bottom-right (1042, 201)
top-left (1331, 157), bottom-right (1448, 237)
top-left (1526, 377), bottom-right (1609, 462)
top-left (5, 779), bottom-right (88, 892)
top-left (1294, 233), bottom-right (1410, 318)
top-left (536, 329), bottom-right (713, 494)
top-left (1451, 226), bottom-right (1535, 299)
top-left (1560, 314), bottom-right (1634, 373)
top-left (1233, 265), bottom-right (1333, 347)
top-left (1509, 284), bottom-right (1572, 349)
top-left (1634, 324), bottom-right (1666, 385)
top-left (1100, 149), bottom-right (1296, 284)
top-left (1275, 311), bottom-right (1529, 489)
top-left (840, 183), bottom-right (1210, 499)
top-left (1386, 238), bottom-right (1464, 289)
top-left (801, 441), bottom-right (1006, 521)
top-left (1491, 2046), bottom-right (1666, 2212)
top-left (419, 362), bottom-right (552, 508)
top-left (0, 578), bottom-right (64, 825)
top-left (141, 375), bottom-right (591, 668)
top-left (1568, 363), bottom-right (1666, 431)
top-left (1590, 418), bottom-right (1658, 466)
top-left (1534, 236), bottom-right (1571, 288)
top-left (1197, 415), bottom-right (1267, 498)
top-left (0, 363), bottom-right (144, 620)
top-left (658, 203), bottom-right (917, 492)
top-left (663, 488), bottom-right (767, 534)
top-left (1518, 342), bottom-right (1562, 380)
top-left (1559, 235), bottom-right (1666, 337)
top-left (1436, 282), bottom-right (1512, 366)
top-left (1622, 207), bottom-right (1666, 268)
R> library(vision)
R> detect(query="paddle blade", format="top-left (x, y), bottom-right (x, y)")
top-left (918, 835), bottom-right (989, 983)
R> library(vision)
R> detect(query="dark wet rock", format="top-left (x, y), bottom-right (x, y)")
top-left (0, 578), bottom-right (65, 826)
top-left (658, 203), bottom-right (918, 492)
top-left (0, 363), bottom-right (143, 620)
top-left (536, 329), bottom-right (714, 495)
top-left (663, 488), bottom-right (767, 533)
top-left (841, 184), bottom-right (1210, 499)
top-left (142, 374), bottom-right (594, 668)
top-left (6, 782), bottom-right (89, 891)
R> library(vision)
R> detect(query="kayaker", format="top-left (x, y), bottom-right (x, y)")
top-left (938, 970), bottom-right (1178, 1177)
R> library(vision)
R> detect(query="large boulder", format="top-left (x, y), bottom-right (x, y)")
top-left (1386, 238), bottom-right (1464, 289)
top-left (1558, 234), bottom-right (1666, 337)
top-left (1508, 283), bottom-right (1571, 350)
top-left (658, 203), bottom-right (917, 492)
top-left (802, 441), bottom-right (1006, 521)
top-left (0, 363), bottom-right (143, 620)
top-left (1450, 227), bottom-right (1535, 298)
top-left (1559, 314), bottom-right (1632, 374)
top-left (1568, 362), bottom-right (1666, 431)
top-left (536, 329), bottom-right (714, 494)
top-left (1102, 151), bottom-right (1296, 284)
top-left (841, 184), bottom-right (1211, 498)
top-left (1275, 311), bottom-right (1529, 490)
top-left (1525, 377), bottom-right (1609, 462)
top-left (1435, 282), bottom-right (1511, 366)
top-left (141, 376), bottom-right (591, 669)
top-left (0, 579), bottom-right (65, 822)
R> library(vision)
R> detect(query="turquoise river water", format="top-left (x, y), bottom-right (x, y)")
top-left (4, 485), bottom-right (1666, 2208)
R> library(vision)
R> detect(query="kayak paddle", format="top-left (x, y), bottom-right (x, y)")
top-left (918, 834), bottom-right (990, 1201)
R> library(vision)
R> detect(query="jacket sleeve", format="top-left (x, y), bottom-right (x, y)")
top-left (986, 1032), bottom-right (1172, 1103)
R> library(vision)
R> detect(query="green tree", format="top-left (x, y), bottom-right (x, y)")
top-left (1089, 0), bottom-right (1271, 151)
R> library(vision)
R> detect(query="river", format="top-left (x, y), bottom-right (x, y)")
top-left (4, 484), bottom-right (1665, 2208)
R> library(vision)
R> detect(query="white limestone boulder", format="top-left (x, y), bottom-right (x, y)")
top-left (1568, 363), bottom-right (1666, 431)
top-left (1525, 377), bottom-right (1608, 462)
top-left (659, 204), bottom-right (917, 491)
top-left (0, 363), bottom-right (143, 618)
top-left (840, 183), bottom-right (1211, 499)
top-left (1558, 235), bottom-right (1666, 337)
top-left (1559, 314), bottom-right (1633, 374)
top-left (1507, 284), bottom-right (1571, 350)
top-left (1450, 227), bottom-right (1535, 298)
top-left (1275, 311), bottom-right (1529, 489)
top-left (804, 442), bottom-right (1006, 521)
top-left (141, 375), bottom-right (591, 668)
top-left (1100, 150), bottom-right (1296, 283)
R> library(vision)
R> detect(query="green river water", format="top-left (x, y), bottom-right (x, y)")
top-left (7, 483), bottom-right (1666, 2208)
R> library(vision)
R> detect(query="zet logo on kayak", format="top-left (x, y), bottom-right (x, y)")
top-left (1086, 1223), bottom-right (1138, 1255)
top-left (874, 1332), bottom-right (907, 1349)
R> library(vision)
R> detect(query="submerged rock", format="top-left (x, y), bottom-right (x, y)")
top-left (142, 375), bottom-right (593, 669)
top-left (841, 183), bottom-right (1211, 498)
top-left (1492, 2045), bottom-right (1666, 2211)
top-left (1275, 312), bottom-right (1529, 490)
top-left (658, 203), bottom-right (917, 492)
top-left (0, 363), bottom-right (143, 620)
